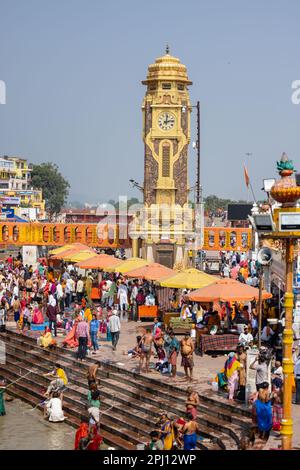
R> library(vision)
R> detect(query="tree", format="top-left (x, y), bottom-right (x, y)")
top-left (204, 194), bottom-right (248, 213)
top-left (31, 163), bottom-right (70, 217)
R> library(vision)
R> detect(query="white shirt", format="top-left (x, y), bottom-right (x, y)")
top-left (130, 285), bottom-right (138, 301)
top-left (223, 266), bottom-right (230, 277)
top-left (56, 283), bottom-right (63, 299)
top-left (76, 280), bottom-right (84, 293)
top-left (118, 284), bottom-right (128, 301)
top-left (295, 358), bottom-right (300, 377)
top-left (261, 326), bottom-right (274, 341)
top-left (238, 332), bottom-right (253, 346)
top-left (46, 397), bottom-right (65, 422)
top-left (109, 314), bottom-right (121, 333)
top-left (145, 294), bottom-right (155, 306)
top-left (273, 366), bottom-right (283, 380)
top-left (190, 329), bottom-right (196, 339)
top-left (13, 285), bottom-right (19, 297)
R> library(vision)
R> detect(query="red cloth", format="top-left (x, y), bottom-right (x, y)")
top-left (74, 423), bottom-right (89, 450)
top-left (87, 426), bottom-right (103, 450)
top-left (197, 333), bottom-right (239, 356)
top-left (63, 324), bottom-right (79, 348)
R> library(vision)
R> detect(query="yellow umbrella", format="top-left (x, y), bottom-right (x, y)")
top-left (63, 250), bottom-right (97, 263)
top-left (105, 257), bottom-right (148, 274)
top-left (159, 268), bottom-right (216, 289)
top-left (49, 244), bottom-right (74, 255)
top-left (49, 243), bottom-right (90, 256)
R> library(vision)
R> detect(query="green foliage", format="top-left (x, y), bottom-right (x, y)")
top-left (204, 194), bottom-right (248, 212)
top-left (31, 162), bottom-right (70, 216)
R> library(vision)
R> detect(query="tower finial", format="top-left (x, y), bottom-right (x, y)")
top-left (166, 44), bottom-right (170, 54)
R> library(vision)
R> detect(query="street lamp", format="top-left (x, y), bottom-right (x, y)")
top-left (259, 153), bottom-right (300, 450)
top-left (129, 179), bottom-right (144, 192)
top-left (183, 101), bottom-right (201, 204)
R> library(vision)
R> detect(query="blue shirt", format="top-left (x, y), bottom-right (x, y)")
top-left (90, 319), bottom-right (100, 334)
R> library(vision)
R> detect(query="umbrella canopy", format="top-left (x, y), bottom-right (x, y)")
top-left (76, 254), bottom-right (121, 270)
top-left (49, 243), bottom-right (89, 256)
top-left (187, 278), bottom-right (272, 303)
top-left (52, 247), bottom-right (94, 261)
top-left (159, 268), bottom-right (216, 289)
top-left (105, 257), bottom-right (148, 274)
top-left (125, 262), bottom-right (176, 281)
top-left (63, 250), bottom-right (97, 263)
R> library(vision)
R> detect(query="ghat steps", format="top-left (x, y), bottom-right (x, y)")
top-left (0, 329), bottom-right (253, 450)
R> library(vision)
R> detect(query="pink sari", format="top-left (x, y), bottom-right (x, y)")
top-left (32, 307), bottom-right (44, 324)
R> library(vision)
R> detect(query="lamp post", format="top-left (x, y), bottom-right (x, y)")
top-left (186, 101), bottom-right (201, 204)
top-left (281, 237), bottom-right (295, 450)
top-left (266, 153), bottom-right (300, 450)
top-left (195, 101), bottom-right (201, 205)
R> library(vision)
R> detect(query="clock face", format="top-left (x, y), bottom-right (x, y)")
top-left (158, 112), bottom-right (175, 131)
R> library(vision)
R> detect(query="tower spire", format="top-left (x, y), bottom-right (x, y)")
top-left (165, 44), bottom-right (170, 54)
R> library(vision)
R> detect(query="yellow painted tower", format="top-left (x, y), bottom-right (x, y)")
top-left (137, 48), bottom-right (194, 267)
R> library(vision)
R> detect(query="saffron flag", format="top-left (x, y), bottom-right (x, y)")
top-left (244, 165), bottom-right (250, 188)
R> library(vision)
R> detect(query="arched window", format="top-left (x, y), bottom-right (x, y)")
top-left (230, 231), bottom-right (237, 248)
top-left (2, 225), bottom-right (9, 242)
top-left (162, 144), bottom-right (170, 177)
top-left (64, 227), bottom-right (70, 242)
top-left (219, 230), bottom-right (225, 248)
top-left (53, 227), bottom-right (58, 242)
top-left (43, 226), bottom-right (49, 243)
top-left (13, 225), bottom-right (19, 242)
top-left (242, 232), bottom-right (248, 248)
top-left (208, 230), bottom-right (215, 247)
top-left (85, 227), bottom-right (93, 244)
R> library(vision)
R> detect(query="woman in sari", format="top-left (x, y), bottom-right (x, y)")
top-left (84, 306), bottom-right (93, 323)
top-left (32, 305), bottom-right (44, 324)
top-left (224, 352), bottom-right (242, 401)
top-left (253, 386), bottom-right (272, 439)
top-left (157, 413), bottom-right (174, 450)
top-left (63, 319), bottom-right (80, 349)
top-left (74, 422), bottom-right (89, 450)
top-left (38, 327), bottom-right (55, 348)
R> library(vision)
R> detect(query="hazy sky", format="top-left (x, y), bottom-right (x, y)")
top-left (1, 0), bottom-right (300, 204)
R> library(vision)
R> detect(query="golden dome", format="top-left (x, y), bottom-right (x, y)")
top-left (142, 49), bottom-right (192, 85)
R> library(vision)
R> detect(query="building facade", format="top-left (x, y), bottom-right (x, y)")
top-left (0, 156), bottom-right (45, 220)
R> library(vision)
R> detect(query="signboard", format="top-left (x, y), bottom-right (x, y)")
top-left (22, 246), bottom-right (38, 269)
top-left (279, 212), bottom-right (300, 231)
top-left (1, 196), bottom-right (20, 205)
top-left (245, 349), bottom-right (271, 404)
top-left (2, 208), bottom-right (14, 218)
top-left (227, 203), bottom-right (253, 221)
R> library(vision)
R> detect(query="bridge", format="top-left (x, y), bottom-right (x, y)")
top-left (0, 222), bottom-right (252, 251)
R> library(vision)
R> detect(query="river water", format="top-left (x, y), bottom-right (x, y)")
top-left (0, 398), bottom-right (75, 450)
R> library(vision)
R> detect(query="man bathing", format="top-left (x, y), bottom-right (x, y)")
top-left (186, 387), bottom-right (200, 420)
top-left (139, 329), bottom-right (153, 373)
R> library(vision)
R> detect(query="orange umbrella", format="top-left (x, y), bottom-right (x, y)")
top-left (76, 254), bottom-right (122, 270)
top-left (125, 262), bottom-right (176, 281)
top-left (51, 245), bottom-right (94, 260)
top-left (188, 278), bottom-right (272, 303)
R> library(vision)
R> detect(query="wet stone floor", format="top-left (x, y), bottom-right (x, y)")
top-left (0, 398), bottom-right (75, 450)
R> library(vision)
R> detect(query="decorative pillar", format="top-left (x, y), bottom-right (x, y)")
top-left (281, 238), bottom-right (294, 449)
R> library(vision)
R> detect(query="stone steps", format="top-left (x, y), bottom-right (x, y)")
top-left (0, 329), bottom-right (253, 450)
top-left (3, 330), bottom-right (251, 422)
top-left (2, 343), bottom-right (221, 450)
top-left (2, 334), bottom-right (243, 448)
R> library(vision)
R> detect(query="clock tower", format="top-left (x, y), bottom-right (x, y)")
top-left (137, 48), bottom-right (194, 268)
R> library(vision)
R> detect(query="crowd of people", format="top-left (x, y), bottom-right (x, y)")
top-left (0, 248), bottom-right (299, 451)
